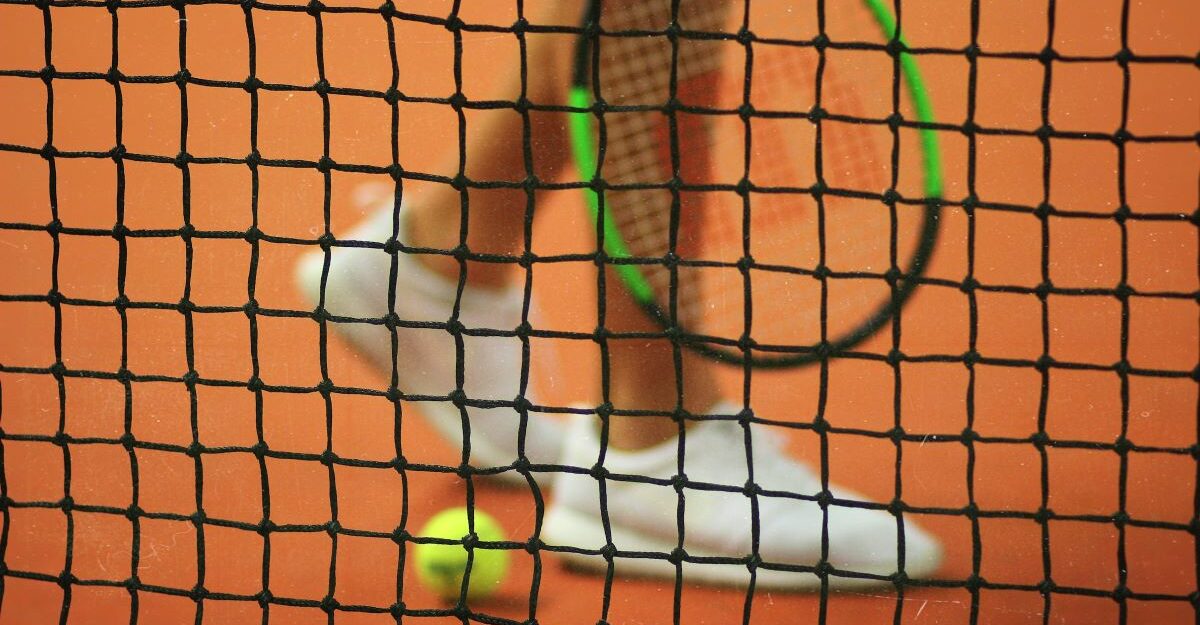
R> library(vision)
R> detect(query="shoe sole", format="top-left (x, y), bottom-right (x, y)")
top-left (544, 505), bottom-right (942, 591)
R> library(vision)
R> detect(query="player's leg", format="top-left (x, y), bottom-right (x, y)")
top-left (294, 4), bottom-right (579, 483)
top-left (602, 272), bottom-right (722, 448)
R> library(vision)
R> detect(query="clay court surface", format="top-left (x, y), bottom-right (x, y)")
top-left (0, 0), bottom-right (1197, 623)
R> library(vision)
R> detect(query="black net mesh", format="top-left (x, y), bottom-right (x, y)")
top-left (0, 0), bottom-right (1197, 624)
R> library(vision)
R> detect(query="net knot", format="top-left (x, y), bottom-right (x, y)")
top-left (599, 543), bottom-right (618, 562)
top-left (588, 463), bottom-right (610, 481)
top-left (1111, 128), bottom-right (1131, 145)
top-left (320, 596), bottom-right (341, 614)
top-left (735, 177), bottom-right (752, 196)
top-left (1038, 46), bottom-right (1058, 64)
top-left (256, 591), bottom-right (274, 608)
top-left (885, 39), bottom-right (906, 57)
top-left (175, 69), bottom-right (191, 87)
top-left (317, 156), bottom-right (335, 173)
top-left (305, 0), bottom-right (325, 17)
top-left (313, 79), bottom-right (331, 96)
top-left (811, 34), bottom-right (829, 51)
top-left (736, 27), bottom-right (755, 45)
top-left (246, 376), bottom-right (264, 392)
top-left (383, 87), bottom-right (401, 104)
top-left (58, 572), bottom-right (78, 590)
top-left (960, 194), bottom-right (978, 214)
top-left (386, 386), bottom-right (403, 402)
top-left (886, 348), bottom-right (905, 366)
top-left (242, 77), bottom-right (263, 93)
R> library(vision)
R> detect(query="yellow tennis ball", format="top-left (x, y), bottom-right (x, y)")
top-left (414, 507), bottom-right (509, 601)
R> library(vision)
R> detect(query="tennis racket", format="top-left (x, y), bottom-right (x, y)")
top-left (567, 0), bottom-right (943, 368)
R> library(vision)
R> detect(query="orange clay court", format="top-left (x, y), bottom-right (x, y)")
top-left (0, 0), bottom-right (1197, 624)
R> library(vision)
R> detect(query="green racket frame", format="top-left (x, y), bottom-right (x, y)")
top-left (568, 0), bottom-right (943, 368)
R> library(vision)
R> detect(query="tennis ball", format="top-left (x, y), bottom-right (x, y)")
top-left (414, 507), bottom-right (509, 601)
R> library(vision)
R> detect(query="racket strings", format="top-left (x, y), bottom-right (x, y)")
top-left (595, 0), bottom-right (733, 308)
top-left (590, 1), bottom-right (910, 345)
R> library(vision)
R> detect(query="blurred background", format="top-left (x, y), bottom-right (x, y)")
top-left (0, 0), bottom-right (1196, 623)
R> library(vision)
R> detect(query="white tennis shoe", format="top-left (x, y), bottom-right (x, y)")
top-left (294, 194), bottom-right (564, 485)
top-left (543, 403), bottom-right (943, 590)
